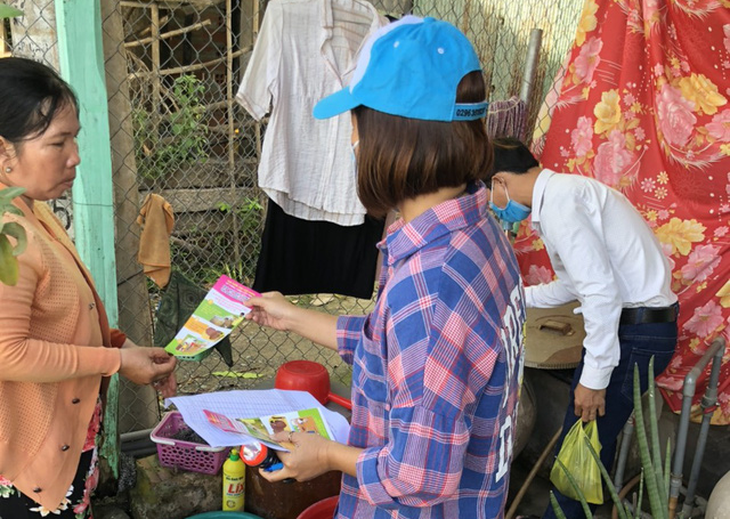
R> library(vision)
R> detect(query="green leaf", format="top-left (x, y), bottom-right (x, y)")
top-left (647, 357), bottom-right (668, 508)
top-left (634, 471), bottom-right (644, 519)
top-left (0, 186), bottom-right (27, 203)
top-left (584, 433), bottom-right (629, 519)
top-left (2, 222), bottom-right (27, 256)
top-left (0, 3), bottom-right (23, 19)
top-left (633, 365), bottom-right (667, 519)
top-left (2, 206), bottom-right (23, 216)
top-left (0, 234), bottom-right (19, 285)
top-left (555, 458), bottom-right (594, 519)
top-left (664, 437), bottom-right (672, 501)
top-left (212, 371), bottom-right (263, 379)
top-left (549, 491), bottom-right (569, 519)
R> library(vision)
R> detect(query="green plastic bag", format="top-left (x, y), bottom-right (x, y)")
top-left (550, 419), bottom-right (604, 504)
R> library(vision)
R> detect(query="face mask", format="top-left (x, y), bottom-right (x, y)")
top-left (489, 180), bottom-right (531, 224)
top-left (351, 140), bottom-right (359, 176)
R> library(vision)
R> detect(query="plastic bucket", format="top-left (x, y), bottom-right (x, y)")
top-left (186, 512), bottom-right (264, 519)
top-left (296, 495), bottom-right (339, 519)
top-left (275, 360), bottom-right (352, 409)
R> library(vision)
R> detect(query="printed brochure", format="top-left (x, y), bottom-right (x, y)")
top-left (164, 275), bottom-right (260, 359)
top-left (203, 407), bottom-right (334, 450)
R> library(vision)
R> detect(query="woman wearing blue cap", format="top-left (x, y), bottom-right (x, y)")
top-left (245, 16), bottom-right (525, 519)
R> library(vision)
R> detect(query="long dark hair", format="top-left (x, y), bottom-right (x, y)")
top-left (0, 57), bottom-right (78, 144)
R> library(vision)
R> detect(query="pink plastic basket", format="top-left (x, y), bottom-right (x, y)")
top-left (150, 411), bottom-right (230, 475)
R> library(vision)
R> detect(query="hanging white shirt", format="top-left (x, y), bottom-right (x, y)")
top-left (236, 0), bottom-right (385, 226)
top-left (526, 169), bottom-right (677, 390)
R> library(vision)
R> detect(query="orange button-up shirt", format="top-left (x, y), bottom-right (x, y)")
top-left (0, 193), bottom-right (122, 510)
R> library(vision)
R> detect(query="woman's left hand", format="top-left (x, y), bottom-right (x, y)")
top-left (151, 372), bottom-right (178, 398)
top-left (258, 431), bottom-right (335, 483)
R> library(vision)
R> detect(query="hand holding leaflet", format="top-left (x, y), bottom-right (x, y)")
top-left (203, 407), bottom-right (334, 452)
top-left (164, 275), bottom-right (260, 360)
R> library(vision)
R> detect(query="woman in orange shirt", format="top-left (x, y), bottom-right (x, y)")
top-left (0, 57), bottom-right (177, 518)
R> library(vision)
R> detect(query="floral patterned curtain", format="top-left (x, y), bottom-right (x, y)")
top-left (517, 0), bottom-right (730, 423)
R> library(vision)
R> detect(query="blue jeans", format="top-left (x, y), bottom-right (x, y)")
top-left (542, 318), bottom-right (677, 519)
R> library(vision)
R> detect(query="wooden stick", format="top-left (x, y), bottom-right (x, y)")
top-left (225, 0), bottom-right (242, 266)
top-left (226, 0), bottom-right (235, 171)
top-left (138, 14), bottom-right (170, 37)
top-left (157, 100), bottom-right (229, 122)
top-left (128, 47), bottom-right (249, 80)
top-left (0, 20), bottom-right (7, 58)
top-left (151, 3), bottom-right (161, 143)
top-left (253, 0), bottom-right (262, 160)
top-left (121, 1), bottom-right (157, 8)
top-left (505, 428), bottom-right (563, 519)
top-left (125, 18), bottom-right (211, 48)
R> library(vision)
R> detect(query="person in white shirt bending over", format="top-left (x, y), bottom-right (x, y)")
top-left (487, 137), bottom-right (678, 519)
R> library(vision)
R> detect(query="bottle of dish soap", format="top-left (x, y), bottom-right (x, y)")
top-left (222, 448), bottom-right (246, 511)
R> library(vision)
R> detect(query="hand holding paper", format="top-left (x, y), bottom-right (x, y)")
top-left (164, 275), bottom-right (260, 359)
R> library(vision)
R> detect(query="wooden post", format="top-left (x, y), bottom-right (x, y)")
top-left (54, 0), bottom-right (120, 485)
top-left (226, 0), bottom-right (235, 172)
top-left (101, 0), bottom-right (160, 436)
top-left (253, 0), bottom-right (262, 160)
top-left (226, 0), bottom-right (242, 266)
top-left (151, 3), bottom-right (161, 145)
top-left (0, 20), bottom-right (7, 58)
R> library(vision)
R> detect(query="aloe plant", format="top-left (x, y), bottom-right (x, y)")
top-left (0, 187), bottom-right (27, 285)
top-left (551, 357), bottom-right (673, 519)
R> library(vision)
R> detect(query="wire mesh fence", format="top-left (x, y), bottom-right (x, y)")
top-left (4, 0), bottom-right (582, 433)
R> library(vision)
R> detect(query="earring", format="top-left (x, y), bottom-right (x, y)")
top-left (3, 167), bottom-right (10, 173)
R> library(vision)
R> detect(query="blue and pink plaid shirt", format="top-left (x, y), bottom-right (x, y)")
top-left (335, 181), bottom-right (526, 519)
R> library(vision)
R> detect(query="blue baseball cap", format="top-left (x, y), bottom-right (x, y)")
top-left (313, 16), bottom-right (488, 122)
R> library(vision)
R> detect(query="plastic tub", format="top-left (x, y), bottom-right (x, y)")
top-left (296, 495), bottom-right (339, 519)
top-left (150, 411), bottom-right (230, 475)
top-left (275, 360), bottom-right (352, 409)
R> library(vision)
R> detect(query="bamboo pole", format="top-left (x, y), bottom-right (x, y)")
top-left (128, 47), bottom-right (248, 80)
top-left (505, 428), bottom-right (562, 519)
top-left (0, 20), bottom-right (7, 58)
top-left (226, 0), bottom-right (235, 172)
top-left (253, 0), bottom-right (262, 160)
top-left (461, 0), bottom-right (472, 34)
top-left (158, 99), bottom-right (229, 123)
top-left (125, 18), bottom-right (211, 47)
top-left (151, 3), bottom-right (161, 145)
top-left (138, 14), bottom-right (170, 36)
top-left (225, 0), bottom-right (242, 266)
top-left (100, 0), bottom-right (159, 436)
top-left (121, 0), bottom-right (157, 8)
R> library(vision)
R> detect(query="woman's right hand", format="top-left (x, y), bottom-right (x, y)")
top-left (245, 291), bottom-right (299, 331)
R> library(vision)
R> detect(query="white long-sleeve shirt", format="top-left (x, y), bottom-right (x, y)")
top-left (236, 0), bottom-right (385, 225)
top-left (526, 169), bottom-right (677, 390)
